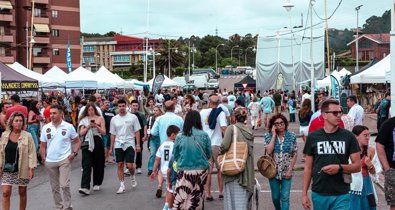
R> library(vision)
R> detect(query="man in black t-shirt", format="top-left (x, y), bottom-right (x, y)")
top-left (130, 100), bottom-right (148, 175)
top-left (375, 117), bottom-right (395, 209)
top-left (302, 99), bottom-right (361, 210)
top-left (102, 99), bottom-right (115, 162)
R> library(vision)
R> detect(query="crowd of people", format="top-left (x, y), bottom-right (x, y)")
top-left (0, 86), bottom-right (393, 210)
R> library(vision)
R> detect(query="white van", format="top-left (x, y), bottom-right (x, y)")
top-left (189, 74), bottom-right (208, 89)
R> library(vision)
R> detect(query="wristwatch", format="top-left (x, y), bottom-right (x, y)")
top-left (73, 151), bottom-right (78, 156)
top-left (338, 164), bottom-right (343, 173)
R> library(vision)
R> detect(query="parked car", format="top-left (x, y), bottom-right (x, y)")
top-left (182, 84), bottom-right (197, 93)
top-left (207, 79), bottom-right (219, 89)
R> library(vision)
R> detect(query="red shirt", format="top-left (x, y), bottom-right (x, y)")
top-left (308, 115), bottom-right (345, 134)
top-left (43, 106), bottom-right (51, 119)
top-left (5, 105), bottom-right (28, 121)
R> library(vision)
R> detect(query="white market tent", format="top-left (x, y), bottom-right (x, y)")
top-left (65, 66), bottom-right (98, 88)
top-left (148, 75), bottom-right (180, 88)
top-left (350, 55), bottom-right (390, 84)
top-left (44, 66), bottom-right (68, 82)
top-left (316, 70), bottom-right (341, 87)
top-left (94, 66), bottom-right (127, 89)
top-left (338, 68), bottom-right (352, 77)
top-left (9, 62), bottom-right (64, 88)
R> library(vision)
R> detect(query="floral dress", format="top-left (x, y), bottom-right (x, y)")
top-left (264, 131), bottom-right (297, 179)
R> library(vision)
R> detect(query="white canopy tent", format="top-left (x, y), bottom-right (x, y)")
top-left (94, 66), bottom-right (130, 89)
top-left (65, 66), bottom-right (98, 88)
top-left (148, 75), bottom-right (180, 88)
top-left (338, 68), bottom-right (352, 77)
top-left (9, 62), bottom-right (64, 88)
top-left (316, 70), bottom-right (341, 87)
top-left (44, 66), bottom-right (68, 82)
top-left (350, 55), bottom-right (390, 84)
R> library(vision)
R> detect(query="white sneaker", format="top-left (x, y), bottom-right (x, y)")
top-left (124, 168), bottom-right (130, 176)
top-left (93, 185), bottom-right (100, 191)
top-left (116, 185), bottom-right (125, 194)
top-left (78, 188), bottom-right (90, 195)
top-left (131, 175), bottom-right (137, 188)
top-left (137, 168), bottom-right (142, 174)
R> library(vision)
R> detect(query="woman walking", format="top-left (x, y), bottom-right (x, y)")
top-left (1, 112), bottom-right (37, 210)
top-left (147, 106), bottom-right (163, 177)
top-left (78, 104), bottom-right (106, 195)
top-left (220, 108), bottom-right (254, 210)
top-left (264, 114), bottom-right (297, 210)
top-left (172, 110), bottom-right (212, 210)
top-left (27, 101), bottom-right (42, 152)
top-left (349, 125), bottom-right (382, 210)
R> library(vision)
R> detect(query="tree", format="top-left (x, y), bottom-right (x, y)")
top-left (363, 10), bottom-right (390, 34)
top-left (155, 40), bottom-right (186, 76)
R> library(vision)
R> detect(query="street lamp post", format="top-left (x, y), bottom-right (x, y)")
top-left (168, 47), bottom-right (178, 78)
top-left (215, 44), bottom-right (224, 73)
top-left (230, 45), bottom-right (239, 66)
top-left (188, 40), bottom-right (191, 77)
top-left (244, 47), bottom-right (255, 66)
top-left (192, 43), bottom-right (196, 70)
top-left (355, 5), bottom-right (363, 72)
top-left (283, 0), bottom-right (295, 90)
top-left (29, 0), bottom-right (35, 70)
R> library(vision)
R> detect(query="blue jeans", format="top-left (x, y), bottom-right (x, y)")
top-left (147, 136), bottom-right (160, 171)
top-left (269, 178), bottom-right (292, 210)
top-left (312, 192), bottom-right (350, 210)
top-left (27, 124), bottom-right (39, 151)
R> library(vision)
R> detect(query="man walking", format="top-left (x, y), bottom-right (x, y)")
top-left (200, 94), bottom-right (227, 200)
top-left (109, 99), bottom-right (141, 194)
top-left (102, 99), bottom-right (115, 163)
top-left (6, 94), bottom-right (28, 121)
top-left (346, 95), bottom-right (364, 126)
top-left (130, 100), bottom-right (148, 174)
top-left (302, 99), bottom-right (361, 210)
top-left (40, 105), bottom-right (81, 210)
top-left (378, 92), bottom-right (391, 129)
top-left (272, 90), bottom-right (282, 114)
top-left (259, 92), bottom-right (275, 129)
top-left (376, 116), bottom-right (395, 210)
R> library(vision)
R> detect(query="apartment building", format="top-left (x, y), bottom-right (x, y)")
top-left (0, 0), bottom-right (80, 73)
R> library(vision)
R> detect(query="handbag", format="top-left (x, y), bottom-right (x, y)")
top-left (217, 125), bottom-right (248, 176)
top-left (327, 136), bottom-right (352, 184)
top-left (3, 146), bottom-right (18, 173)
top-left (257, 150), bottom-right (277, 179)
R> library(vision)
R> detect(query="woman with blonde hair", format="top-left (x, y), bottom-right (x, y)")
top-left (220, 107), bottom-right (254, 210)
top-left (0, 112), bottom-right (37, 210)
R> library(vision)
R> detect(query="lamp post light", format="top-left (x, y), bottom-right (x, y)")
top-left (168, 47), bottom-right (178, 78)
top-left (150, 47), bottom-right (156, 79)
top-left (192, 43), bottom-right (196, 70)
top-left (244, 46), bottom-right (255, 66)
top-left (355, 5), bottom-right (363, 72)
top-left (215, 43), bottom-right (225, 73)
top-left (283, 0), bottom-right (296, 90)
top-left (230, 45), bottom-right (239, 66)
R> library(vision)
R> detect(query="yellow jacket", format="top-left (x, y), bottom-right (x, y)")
top-left (0, 130), bottom-right (37, 179)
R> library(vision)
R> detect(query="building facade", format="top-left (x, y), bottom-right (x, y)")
top-left (0, 0), bottom-right (80, 73)
top-left (82, 34), bottom-right (162, 71)
top-left (348, 33), bottom-right (390, 62)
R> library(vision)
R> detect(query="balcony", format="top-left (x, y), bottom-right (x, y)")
top-left (34, 36), bottom-right (49, 44)
top-left (0, 13), bottom-right (13, 22)
top-left (34, 16), bottom-right (49, 24)
top-left (32, 0), bottom-right (48, 4)
top-left (33, 55), bottom-right (50, 64)
top-left (0, 34), bottom-right (13, 43)
top-left (0, 56), bottom-right (15, 63)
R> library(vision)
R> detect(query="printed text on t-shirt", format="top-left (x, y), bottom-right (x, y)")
top-left (317, 141), bottom-right (345, 154)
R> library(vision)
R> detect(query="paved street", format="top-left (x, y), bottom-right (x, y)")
top-left (0, 112), bottom-right (388, 210)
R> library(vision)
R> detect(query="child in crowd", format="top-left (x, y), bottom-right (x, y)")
top-left (166, 156), bottom-right (177, 210)
top-left (150, 125), bottom-right (180, 210)
top-left (247, 96), bottom-right (261, 130)
top-left (288, 95), bottom-right (296, 122)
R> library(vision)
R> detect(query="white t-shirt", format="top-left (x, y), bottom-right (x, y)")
top-left (155, 140), bottom-right (174, 177)
top-left (227, 95), bottom-right (236, 108)
top-left (109, 113), bottom-right (141, 150)
top-left (174, 104), bottom-right (182, 115)
top-left (248, 102), bottom-right (261, 117)
top-left (200, 108), bottom-right (227, 146)
top-left (218, 104), bottom-right (230, 117)
top-left (301, 93), bottom-right (311, 104)
top-left (155, 94), bottom-right (164, 106)
top-left (347, 104), bottom-right (364, 126)
top-left (40, 121), bottom-right (78, 162)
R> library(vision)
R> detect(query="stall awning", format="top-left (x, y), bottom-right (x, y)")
top-left (34, 24), bottom-right (50, 33)
top-left (0, 1), bottom-right (12, 9)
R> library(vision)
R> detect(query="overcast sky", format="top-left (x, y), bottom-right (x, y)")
top-left (80, 0), bottom-right (391, 38)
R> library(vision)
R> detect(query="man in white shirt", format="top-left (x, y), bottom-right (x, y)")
top-left (40, 104), bottom-right (81, 210)
top-left (155, 89), bottom-right (165, 107)
top-left (301, 90), bottom-right (311, 105)
top-left (109, 99), bottom-right (141, 194)
top-left (347, 95), bottom-right (364, 126)
top-left (227, 91), bottom-right (236, 108)
top-left (200, 94), bottom-right (227, 200)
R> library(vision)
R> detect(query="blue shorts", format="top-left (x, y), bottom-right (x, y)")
top-left (312, 192), bottom-right (350, 210)
top-left (103, 134), bottom-right (111, 149)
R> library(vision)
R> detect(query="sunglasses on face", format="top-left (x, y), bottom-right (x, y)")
top-left (325, 111), bottom-right (343, 116)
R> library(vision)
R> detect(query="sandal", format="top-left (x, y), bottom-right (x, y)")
top-left (218, 194), bottom-right (224, 200)
top-left (206, 196), bottom-right (214, 201)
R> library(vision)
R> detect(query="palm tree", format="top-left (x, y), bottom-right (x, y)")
top-left (155, 40), bottom-right (185, 76)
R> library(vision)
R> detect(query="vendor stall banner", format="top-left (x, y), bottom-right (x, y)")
top-left (66, 38), bottom-right (72, 73)
top-left (152, 74), bottom-right (165, 93)
top-left (330, 75), bottom-right (340, 101)
top-left (2, 81), bottom-right (39, 91)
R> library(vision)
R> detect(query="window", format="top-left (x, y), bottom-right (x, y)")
top-left (113, 55), bottom-right (130, 62)
top-left (34, 8), bottom-right (41, 17)
top-left (83, 45), bottom-right (95, 52)
top-left (0, 47), bottom-right (5, 56)
top-left (0, 26), bottom-right (4, 35)
top-left (52, 10), bottom-right (58, 18)
top-left (53, 48), bottom-right (59, 56)
top-left (33, 47), bottom-right (42, 56)
top-left (83, 56), bottom-right (95, 63)
top-left (51, 29), bottom-right (59, 37)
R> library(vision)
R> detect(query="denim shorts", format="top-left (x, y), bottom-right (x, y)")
top-left (312, 192), bottom-right (350, 210)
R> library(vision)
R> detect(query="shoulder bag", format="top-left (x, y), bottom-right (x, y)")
top-left (326, 134), bottom-right (352, 184)
top-left (217, 125), bottom-right (248, 176)
top-left (4, 145), bottom-right (18, 173)
top-left (257, 149), bottom-right (277, 179)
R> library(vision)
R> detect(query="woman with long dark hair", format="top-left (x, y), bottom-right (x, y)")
top-left (78, 103), bottom-right (106, 195)
top-left (264, 114), bottom-right (297, 210)
top-left (0, 112), bottom-right (37, 210)
top-left (172, 110), bottom-right (212, 209)
top-left (144, 97), bottom-right (155, 118)
top-left (349, 125), bottom-right (382, 210)
top-left (298, 98), bottom-right (313, 143)
top-left (27, 101), bottom-right (43, 152)
top-left (183, 94), bottom-right (198, 113)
